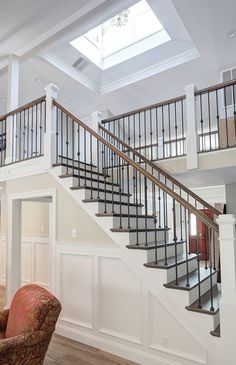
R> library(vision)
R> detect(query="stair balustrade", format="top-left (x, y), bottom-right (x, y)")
top-left (53, 99), bottom-right (220, 320)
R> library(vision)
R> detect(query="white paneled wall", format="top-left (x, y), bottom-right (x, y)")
top-left (56, 244), bottom-right (207, 365)
top-left (0, 236), bottom-right (50, 288)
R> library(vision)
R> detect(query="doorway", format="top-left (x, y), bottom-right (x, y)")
top-left (6, 189), bottom-right (56, 306)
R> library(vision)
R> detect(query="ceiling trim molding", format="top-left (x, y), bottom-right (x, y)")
top-left (40, 52), bottom-right (99, 94)
top-left (99, 48), bottom-right (200, 95)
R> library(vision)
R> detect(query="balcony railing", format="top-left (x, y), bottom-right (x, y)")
top-left (196, 79), bottom-right (236, 153)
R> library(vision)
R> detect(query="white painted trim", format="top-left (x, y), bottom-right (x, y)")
top-left (40, 52), bottom-right (99, 94)
top-left (99, 48), bottom-right (199, 95)
top-left (56, 323), bottom-right (207, 365)
top-left (6, 188), bottom-right (56, 304)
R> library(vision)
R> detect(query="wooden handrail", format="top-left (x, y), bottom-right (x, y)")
top-left (99, 124), bottom-right (221, 217)
top-left (0, 96), bottom-right (46, 122)
top-left (195, 79), bottom-right (236, 96)
top-left (101, 95), bottom-right (186, 124)
top-left (54, 100), bottom-right (219, 232)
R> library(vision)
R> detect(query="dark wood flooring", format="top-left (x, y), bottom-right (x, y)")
top-left (0, 285), bottom-right (139, 365)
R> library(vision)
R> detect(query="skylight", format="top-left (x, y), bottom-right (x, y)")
top-left (70, 0), bottom-right (171, 70)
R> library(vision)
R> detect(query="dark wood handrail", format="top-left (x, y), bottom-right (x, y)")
top-left (99, 124), bottom-right (221, 217)
top-left (54, 100), bottom-right (219, 232)
top-left (195, 79), bottom-right (236, 96)
top-left (102, 95), bottom-right (186, 124)
top-left (0, 96), bottom-right (46, 122)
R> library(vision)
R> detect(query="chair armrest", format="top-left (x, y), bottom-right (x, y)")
top-left (0, 327), bottom-right (54, 363)
top-left (0, 310), bottom-right (9, 332)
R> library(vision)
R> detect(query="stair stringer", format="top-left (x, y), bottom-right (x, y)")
top-left (50, 166), bottom-right (221, 365)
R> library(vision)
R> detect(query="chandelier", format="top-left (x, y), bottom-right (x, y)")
top-left (111, 9), bottom-right (130, 27)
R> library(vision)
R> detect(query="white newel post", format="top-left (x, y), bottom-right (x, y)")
top-left (184, 84), bottom-right (198, 169)
top-left (217, 214), bottom-right (236, 365)
top-left (44, 84), bottom-right (59, 169)
top-left (6, 55), bottom-right (20, 164)
top-left (91, 111), bottom-right (102, 166)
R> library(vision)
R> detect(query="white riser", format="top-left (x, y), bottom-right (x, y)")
top-left (188, 271), bottom-right (218, 305)
top-left (60, 165), bottom-right (105, 180)
top-left (84, 189), bottom-right (131, 203)
top-left (97, 202), bottom-right (143, 215)
top-left (70, 177), bottom-right (120, 192)
top-left (58, 159), bottom-right (98, 172)
top-left (112, 216), bottom-right (156, 229)
top-left (146, 244), bottom-right (184, 262)
top-left (127, 230), bottom-right (167, 245)
top-left (165, 258), bottom-right (198, 283)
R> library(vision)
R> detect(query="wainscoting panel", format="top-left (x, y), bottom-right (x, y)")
top-left (0, 236), bottom-right (49, 288)
top-left (59, 252), bottom-right (94, 330)
top-left (98, 256), bottom-right (142, 344)
top-left (55, 244), bottom-right (207, 365)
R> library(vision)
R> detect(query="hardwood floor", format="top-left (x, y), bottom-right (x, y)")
top-left (0, 286), bottom-right (139, 365)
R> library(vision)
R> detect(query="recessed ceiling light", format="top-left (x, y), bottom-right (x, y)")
top-left (35, 77), bottom-right (42, 83)
top-left (226, 30), bottom-right (236, 39)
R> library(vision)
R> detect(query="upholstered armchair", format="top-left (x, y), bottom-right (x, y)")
top-left (0, 284), bottom-right (61, 365)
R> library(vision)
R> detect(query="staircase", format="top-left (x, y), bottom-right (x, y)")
top-left (50, 100), bottom-right (221, 337)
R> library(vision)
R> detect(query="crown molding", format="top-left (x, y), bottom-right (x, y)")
top-left (99, 48), bottom-right (200, 95)
top-left (40, 52), bottom-right (99, 94)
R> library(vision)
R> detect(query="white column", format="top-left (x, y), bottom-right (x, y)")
top-left (5, 55), bottom-right (20, 164)
top-left (7, 199), bottom-right (22, 306)
top-left (91, 111), bottom-right (102, 166)
top-left (184, 83), bottom-right (198, 169)
top-left (217, 214), bottom-right (236, 365)
top-left (44, 84), bottom-right (59, 169)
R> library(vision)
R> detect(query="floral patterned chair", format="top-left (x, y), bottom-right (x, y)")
top-left (0, 284), bottom-right (61, 365)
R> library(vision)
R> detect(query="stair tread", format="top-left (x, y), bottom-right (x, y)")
top-left (164, 268), bottom-right (218, 291)
top-left (144, 254), bottom-right (197, 269)
top-left (71, 186), bottom-right (131, 197)
top-left (82, 198), bottom-right (143, 207)
top-left (96, 213), bottom-right (156, 219)
top-left (53, 162), bottom-right (107, 177)
top-left (59, 174), bottom-right (120, 187)
top-left (57, 155), bottom-right (97, 168)
top-left (186, 285), bottom-right (221, 314)
top-left (110, 227), bottom-right (169, 233)
top-left (126, 240), bottom-right (185, 250)
top-left (210, 324), bottom-right (220, 337)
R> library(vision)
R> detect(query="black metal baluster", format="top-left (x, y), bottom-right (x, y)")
top-left (200, 94), bottom-right (204, 151)
top-left (31, 106), bottom-right (34, 157)
top-left (127, 163), bottom-right (130, 229)
top-left (216, 90), bottom-right (220, 149)
top-left (207, 92), bottom-right (212, 150)
top-left (184, 208), bottom-right (190, 287)
top-left (162, 106), bottom-right (165, 158)
top-left (66, 115), bottom-right (69, 174)
top-left (174, 102), bottom-right (178, 156)
top-left (90, 134), bottom-right (93, 199)
top-left (77, 125), bottom-right (81, 186)
top-left (223, 86), bottom-right (229, 147)
top-left (181, 99), bottom-right (185, 155)
top-left (209, 228), bottom-right (215, 312)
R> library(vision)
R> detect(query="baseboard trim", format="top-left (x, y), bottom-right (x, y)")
top-left (56, 322), bottom-right (207, 365)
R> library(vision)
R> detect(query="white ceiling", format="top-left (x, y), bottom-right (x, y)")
top-left (0, 0), bottom-right (236, 122)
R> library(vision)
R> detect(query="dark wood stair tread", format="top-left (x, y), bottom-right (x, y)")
top-left (186, 285), bottom-right (220, 315)
top-left (144, 254), bottom-right (197, 269)
top-left (110, 227), bottom-right (169, 233)
top-left (96, 213), bottom-right (156, 219)
top-left (53, 162), bottom-right (108, 177)
top-left (71, 186), bottom-right (131, 197)
top-left (210, 324), bottom-right (220, 337)
top-left (126, 240), bottom-right (185, 250)
top-left (82, 198), bottom-right (143, 207)
top-left (59, 174), bottom-right (120, 187)
top-left (164, 268), bottom-right (218, 291)
top-left (57, 155), bottom-right (97, 168)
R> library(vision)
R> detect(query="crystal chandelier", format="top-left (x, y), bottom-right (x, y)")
top-left (111, 9), bottom-right (130, 27)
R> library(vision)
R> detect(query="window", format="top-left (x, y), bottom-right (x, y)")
top-left (70, 0), bottom-right (170, 70)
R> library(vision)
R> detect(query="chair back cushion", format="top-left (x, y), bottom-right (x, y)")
top-left (5, 284), bottom-right (61, 338)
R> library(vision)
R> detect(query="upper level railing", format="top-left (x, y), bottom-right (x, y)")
top-left (195, 79), bottom-right (236, 153)
top-left (101, 79), bottom-right (236, 160)
top-left (101, 95), bottom-right (186, 161)
top-left (0, 96), bottom-right (46, 166)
